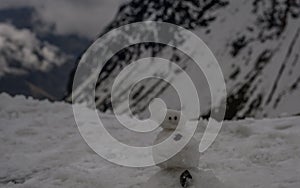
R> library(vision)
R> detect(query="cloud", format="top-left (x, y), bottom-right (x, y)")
top-left (0, 0), bottom-right (125, 39)
top-left (0, 23), bottom-right (67, 76)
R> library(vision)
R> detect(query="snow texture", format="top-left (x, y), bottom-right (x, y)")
top-left (0, 93), bottom-right (300, 187)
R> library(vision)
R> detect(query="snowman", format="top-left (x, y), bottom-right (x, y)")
top-left (152, 109), bottom-right (200, 187)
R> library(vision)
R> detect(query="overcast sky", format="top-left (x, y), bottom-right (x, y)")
top-left (0, 0), bottom-right (126, 39)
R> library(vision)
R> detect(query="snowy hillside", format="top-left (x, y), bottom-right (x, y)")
top-left (68, 0), bottom-right (300, 119)
top-left (1, 93), bottom-right (299, 187)
top-left (201, 0), bottom-right (300, 119)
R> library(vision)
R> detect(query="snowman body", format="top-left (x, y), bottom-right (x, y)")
top-left (152, 109), bottom-right (200, 169)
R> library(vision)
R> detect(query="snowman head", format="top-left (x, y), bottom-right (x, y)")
top-left (161, 109), bottom-right (185, 130)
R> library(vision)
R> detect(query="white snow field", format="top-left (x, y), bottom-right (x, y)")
top-left (0, 93), bottom-right (300, 187)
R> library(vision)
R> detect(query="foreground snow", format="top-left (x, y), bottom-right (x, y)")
top-left (0, 93), bottom-right (300, 187)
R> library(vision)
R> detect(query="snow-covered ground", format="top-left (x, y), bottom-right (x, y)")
top-left (0, 93), bottom-right (300, 187)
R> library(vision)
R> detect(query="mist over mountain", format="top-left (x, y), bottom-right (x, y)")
top-left (0, 7), bottom-right (91, 99)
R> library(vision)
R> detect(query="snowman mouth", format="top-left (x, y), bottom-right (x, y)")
top-left (173, 133), bottom-right (183, 141)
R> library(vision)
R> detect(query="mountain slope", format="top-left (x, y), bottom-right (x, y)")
top-left (69, 0), bottom-right (300, 119)
top-left (69, 0), bottom-right (229, 115)
top-left (206, 0), bottom-right (300, 119)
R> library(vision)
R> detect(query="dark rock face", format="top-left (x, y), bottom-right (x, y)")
top-left (103, 0), bottom-right (228, 31)
top-left (69, 0), bottom-right (229, 114)
top-left (69, 0), bottom-right (300, 119)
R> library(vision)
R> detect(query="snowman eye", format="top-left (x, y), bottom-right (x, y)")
top-left (168, 116), bottom-right (172, 120)
top-left (174, 116), bottom-right (177, 120)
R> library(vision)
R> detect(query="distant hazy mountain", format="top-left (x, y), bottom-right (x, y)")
top-left (0, 23), bottom-right (70, 99)
top-left (69, 0), bottom-right (300, 119)
top-left (0, 7), bottom-right (91, 99)
top-left (0, 23), bottom-right (67, 76)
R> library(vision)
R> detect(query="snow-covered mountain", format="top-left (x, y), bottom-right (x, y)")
top-left (209, 0), bottom-right (300, 119)
top-left (69, 0), bottom-right (300, 119)
top-left (1, 93), bottom-right (299, 187)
